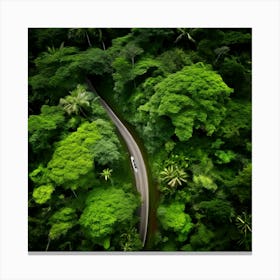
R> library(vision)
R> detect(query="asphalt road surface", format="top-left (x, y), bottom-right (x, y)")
top-left (86, 80), bottom-right (149, 246)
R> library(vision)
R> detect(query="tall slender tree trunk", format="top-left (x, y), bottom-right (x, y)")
top-left (72, 189), bottom-right (78, 198)
top-left (101, 40), bottom-right (106, 51)
top-left (85, 32), bottom-right (92, 47)
top-left (131, 56), bottom-right (136, 88)
top-left (46, 237), bottom-right (51, 251)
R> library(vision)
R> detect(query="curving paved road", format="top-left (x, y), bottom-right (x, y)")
top-left (86, 80), bottom-right (149, 246)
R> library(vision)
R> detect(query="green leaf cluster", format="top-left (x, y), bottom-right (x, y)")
top-left (119, 228), bottom-right (143, 251)
top-left (48, 207), bottom-right (77, 240)
top-left (157, 202), bottom-right (193, 242)
top-left (46, 121), bottom-right (100, 189)
top-left (198, 199), bottom-right (234, 225)
top-left (79, 187), bottom-right (139, 241)
top-left (32, 184), bottom-right (54, 204)
top-left (91, 119), bottom-right (122, 166)
top-left (28, 105), bottom-right (65, 153)
top-left (140, 63), bottom-right (233, 141)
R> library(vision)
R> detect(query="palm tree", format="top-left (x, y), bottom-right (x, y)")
top-left (59, 84), bottom-right (93, 117)
top-left (120, 228), bottom-right (142, 251)
top-left (214, 46), bottom-right (230, 64)
top-left (236, 212), bottom-right (252, 236)
top-left (68, 28), bottom-right (106, 50)
top-left (93, 28), bottom-right (106, 50)
top-left (160, 165), bottom-right (187, 188)
top-left (100, 168), bottom-right (113, 181)
top-left (46, 42), bottom-right (65, 54)
top-left (68, 28), bottom-right (93, 47)
top-left (175, 28), bottom-right (196, 44)
top-left (236, 212), bottom-right (252, 249)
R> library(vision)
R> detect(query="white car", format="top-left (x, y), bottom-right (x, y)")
top-left (130, 156), bottom-right (138, 172)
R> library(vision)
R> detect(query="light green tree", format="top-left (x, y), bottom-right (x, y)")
top-left (193, 174), bottom-right (217, 191)
top-left (160, 165), bottom-right (187, 188)
top-left (32, 184), bottom-right (54, 204)
top-left (100, 168), bottom-right (113, 181)
top-left (79, 187), bottom-right (139, 247)
top-left (59, 84), bottom-right (93, 117)
top-left (175, 28), bottom-right (196, 44)
top-left (157, 202), bottom-right (193, 242)
top-left (46, 121), bottom-right (100, 190)
top-left (140, 63), bottom-right (233, 141)
top-left (46, 207), bottom-right (77, 251)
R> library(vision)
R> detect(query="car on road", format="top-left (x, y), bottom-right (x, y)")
top-left (130, 156), bottom-right (138, 172)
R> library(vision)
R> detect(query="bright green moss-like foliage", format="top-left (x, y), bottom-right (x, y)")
top-left (32, 184), bottom-right (54, 204)
top-left (48, 207), bottom-right (77, 240)
top-left (193, 174), bottom-right (217, 191)
top-left (140, 63), bottom-right (233, 141)
top-left (79, 187), bottom-right (139, 241)
top-left (157, 202), bottom-right (193, 242)
top-left (29, 164), bottom-right (49, 186)
top-left (47, 121), bottom-right (100, 189)
top-left (45, 118), bottom-right (122, 189)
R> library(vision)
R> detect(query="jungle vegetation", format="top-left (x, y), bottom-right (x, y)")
top-left (28, 28), bottom-right (252, 251)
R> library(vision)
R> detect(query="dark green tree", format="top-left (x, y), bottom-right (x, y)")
top-left (28, 105), bottom-right (65, 154)
top-left (91, 119), bottom-right (123, 166)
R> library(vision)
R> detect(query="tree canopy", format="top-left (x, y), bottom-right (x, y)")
top-left (79, 186), bottom-right (140, 246)
top-left (28, 28), bottom-right (251, 252)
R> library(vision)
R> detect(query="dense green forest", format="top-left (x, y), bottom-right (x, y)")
top-left (28, 28), bottom-right (251, 251)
